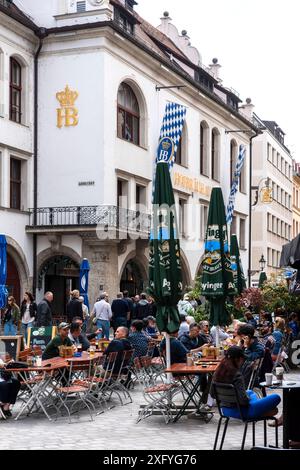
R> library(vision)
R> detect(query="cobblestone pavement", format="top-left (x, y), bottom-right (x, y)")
top-left (1, 371), bottom-right (298, 451)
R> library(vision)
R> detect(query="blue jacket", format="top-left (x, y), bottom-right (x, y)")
top-left (244, 338), bottom-right (265, 362)
top-left (272, 330), bottom-right (283, 355)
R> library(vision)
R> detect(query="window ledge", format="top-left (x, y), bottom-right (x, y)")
top-left (0, 206), bottom-right (30, 215)
top-left (117, 136), bottom-right (148, 151)
top-left (8, 120), bottom-right (30, 129)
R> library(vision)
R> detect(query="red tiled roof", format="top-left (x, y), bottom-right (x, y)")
top-left (0, 0), bottom-right (38, 32)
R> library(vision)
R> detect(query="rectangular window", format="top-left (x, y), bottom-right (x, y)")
top-left (211, 130), bottom-right (220, 181)
top-left (9, 58), bottom-right (22, 124)
top-left (10, 158), bottom-right (21, 210)
top-left (117, 179), bottom-right (128, 209)
top-left (200, 204), bottom-right (208, 240)
top-left (272, 216), bottom-right (276, 233)
top-left (239, 218), bottom-right (246, 249)
top-left (277, 218), bottom-right (280, 236)
top-left (267, 143), bottom-right (271, 161)
top-left (136, 184), bottom-right (146, 207)
top-left (179, 199), bottom-right (186, 237)
top-left (267, 247), bottom-right (271, 266)
top-left (76, 1), bottom-right (86, 12)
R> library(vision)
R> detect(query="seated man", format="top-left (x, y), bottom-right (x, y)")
top-left (160, 331), bottom-right (188, 364)
top-left (129, 320), bottom-right (149, 360)
top-left (199, 321), bottom-right (214, 345)
top-left (237, 324), bottom-right (265, 362)
top-left (237, 324), bottom-right (265, 387)
top-left (103, 326), bottom-right (132, 374)
top-left (180, 323), bottom-right (208, 353)
top-left (68, 322), bottom-right (91, 351)
top-left (143, 316), bottom-right (159, 339)
top-left (42, 322), bottom-right (73, 360)
top-left (72, 316), bottom-right (102, 348)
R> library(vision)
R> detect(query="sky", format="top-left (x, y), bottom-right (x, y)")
top-left (136, 0), bottom-right (300, 161)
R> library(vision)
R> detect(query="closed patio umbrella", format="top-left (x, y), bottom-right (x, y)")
top-left (0, 234), bottom-right (8, 309)
top-left (230, 234), bottom-right (246, 295)
top-left (148, 159), bottom-right (183, 370)
top-left (79, 258), bottom-right (90, 311)
top-left (201, 188), bottom-right (235, 345)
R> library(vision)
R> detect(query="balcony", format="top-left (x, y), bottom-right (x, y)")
top-left (26, 205), bottom-right (151, 237)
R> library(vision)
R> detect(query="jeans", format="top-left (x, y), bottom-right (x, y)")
top-left (21, 322), bottom-right (34, 344)
top-left (96, 319), bottom-right (110, 340)
top-left (222, 390), bottom-right (281, 420)
top-left (4, 320), bottom-right (17, 336)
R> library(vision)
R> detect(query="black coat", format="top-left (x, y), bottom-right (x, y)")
top-left (20, 301), bottom-right (37, 320)
top-left (67, 298), bottom-right (83, 323)
top-left (36, 300), bottom-right (53, 327)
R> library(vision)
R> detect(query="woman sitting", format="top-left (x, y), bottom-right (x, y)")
top-left (212, 346), bottom-right (280, 421)
top-left (0, 356), bottom-right (21, 419)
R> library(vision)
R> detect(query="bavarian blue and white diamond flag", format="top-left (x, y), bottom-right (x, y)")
top-left (156, 102), bottom-right (187, 168)
top-left (226, 144), bottom-right (246, 225)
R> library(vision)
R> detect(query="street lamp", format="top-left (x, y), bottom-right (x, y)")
top-left (259, 254), bottom-right (266, 271)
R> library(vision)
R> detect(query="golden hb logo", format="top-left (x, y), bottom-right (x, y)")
top-left (56, 85), bottom-right (79, 128)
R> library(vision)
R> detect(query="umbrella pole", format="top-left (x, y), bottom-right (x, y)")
top-left (215, 325), bottom-right (220, 348)
top-left (165, 332), bottom-right (172, 384)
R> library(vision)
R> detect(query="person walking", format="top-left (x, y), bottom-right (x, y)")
top-left (123, 290), bottom-right (134, 326)
top-left (66, 290), bottom-right (83, 323)
top-left (3, 297), bottom-right (20, 336)
top-left (20, 292), bottom-right (37, 342)
top-left (111, 292), bottom-right (130, 332)
top-left (92, 293), bottom-right (112, 340)
top-left (78, 296), bottom-right (89, 332)
top-left (36, 292), bottom-right (53, 327)
top-left (135, 293), bottom-right (151, 320)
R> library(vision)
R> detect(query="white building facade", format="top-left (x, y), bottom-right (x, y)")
top-left (1, 0), bottom-right (257, 315)
top-left (252, 116), bottom-right (293, 283)
top-left (0, 0), bottom-right (38, 305)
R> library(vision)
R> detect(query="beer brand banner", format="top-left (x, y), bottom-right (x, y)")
top-left (226, 144), bottom-right (246, 225)
top-left (156, 102), bottom-right (187, 168)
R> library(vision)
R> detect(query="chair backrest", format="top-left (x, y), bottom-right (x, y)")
top-left (248, 356), bottom-right (264, 389)
top-left (18, 347), bottom-right (32, 361)
top-left (212, 382), bottom-right (244, 420)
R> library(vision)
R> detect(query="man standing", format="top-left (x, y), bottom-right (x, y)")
top-left (123, 290), bottom-right (134, 326)
top-left (135, 293), bottom-right (151, 320)
top-left (111, 293), bottom-right (130, 332)
top-left (92, 293), bottom-right (112, 340)
top-left (36, 292), bottom-right (53, 327)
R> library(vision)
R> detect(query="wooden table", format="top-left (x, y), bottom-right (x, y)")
top-left (165, 363), bottom-right (219, 422)
top-left (10, 353), bottom-right (103, 421)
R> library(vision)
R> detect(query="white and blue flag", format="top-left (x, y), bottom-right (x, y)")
top-left (226, 144), bottom-right (246, 225)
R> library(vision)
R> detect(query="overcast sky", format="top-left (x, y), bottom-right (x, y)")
top-left (136, 0), bottom-right (299, 162)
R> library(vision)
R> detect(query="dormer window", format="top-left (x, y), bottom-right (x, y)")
top-left (76, 1), bottom-right (86, 13)
top-left (114, 7), bottom-right (135, 35)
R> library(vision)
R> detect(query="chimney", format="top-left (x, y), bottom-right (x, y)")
top-left (240, 98), bottom-right (255, 119)
top-left (209, 58), bottom-right (222, 81)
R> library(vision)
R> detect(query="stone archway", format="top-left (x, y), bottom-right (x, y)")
top-left (37, 247), bottom-right (81, 316)
top-left (6, 236), bottom-right (31, 304)
top-left (119, 253), bottom-right (149, 297)
top-left (180, 250), bottom-right (192, 291)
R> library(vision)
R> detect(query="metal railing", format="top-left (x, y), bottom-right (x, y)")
top-left (27, 205), bottom-right (151, 234)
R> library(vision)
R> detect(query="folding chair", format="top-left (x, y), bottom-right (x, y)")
top-left (212, 382), bottom-right (279, 450)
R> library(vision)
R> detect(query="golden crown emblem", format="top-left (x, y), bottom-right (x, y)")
top-left (56, 85), bottom-right (78, 107)
top-left (162, 140), bottom-right (172, 150)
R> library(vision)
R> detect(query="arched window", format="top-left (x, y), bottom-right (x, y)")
top-left (10, 57), bottom-right (22, 123)
top-left (117, 83), bottom-right (140, 145)
top-left (200, 121), bottom-right (209, 176)
top-left (175, 124), bottom-right (188, 167)
top-left (211, 128), bottom-right (220, 181)
top-left (230, 139), bottom-right (238, 187)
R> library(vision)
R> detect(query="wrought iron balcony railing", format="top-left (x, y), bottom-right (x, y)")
top-left (27, 205), bottom-right (151, 234)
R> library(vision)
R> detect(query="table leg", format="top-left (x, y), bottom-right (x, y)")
top-left (173, 377), bottom-right (200, 423)
top-left (282, 388), bottom-right (289, 449)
